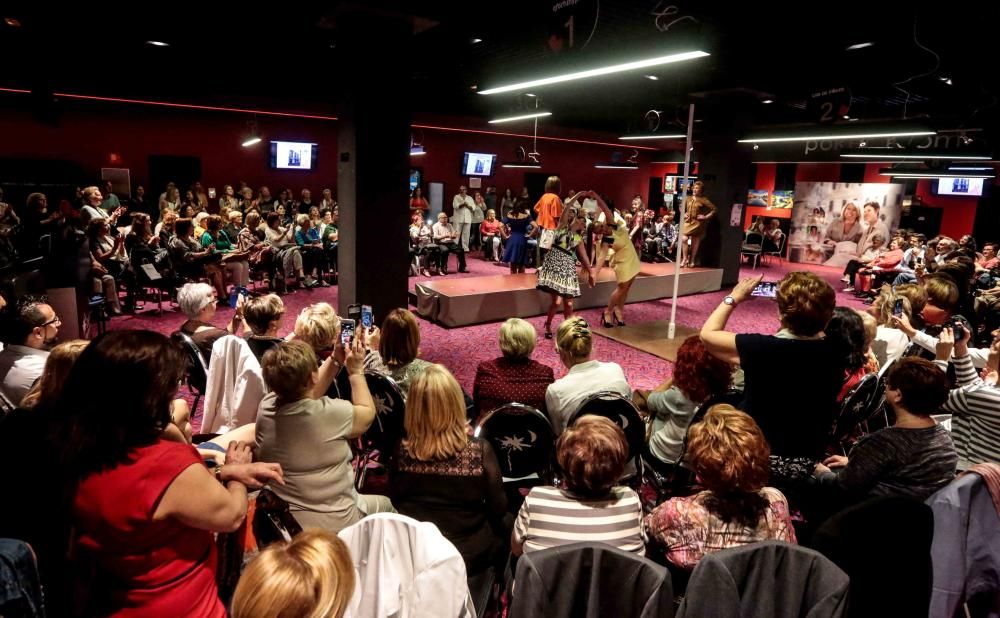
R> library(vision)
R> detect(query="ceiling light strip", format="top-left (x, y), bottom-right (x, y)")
top-left (841, 153), bottom-right (992, 160)
top-left (488, 111), bottom-right (552, 124)
top-left (881, 173), bottom-right (995, 179)
top-left (594, 164), bottom-right (639, 169)
top-left (739, 131), bottom-right (935, 143)
top-left (478, 51), bottom-right (710, 95)
top-left (411, 123), bottom-right (657, 150)
top-left (619, 134), bottom-right (686, 140)
top-left (501, 164), bottom-right (542, 168)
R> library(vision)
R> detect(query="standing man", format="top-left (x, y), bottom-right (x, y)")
top-left (451, 185), bottom-right (475, 270)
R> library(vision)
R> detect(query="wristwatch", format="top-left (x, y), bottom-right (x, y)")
top-left (723, 296), bottom-right (737, 306)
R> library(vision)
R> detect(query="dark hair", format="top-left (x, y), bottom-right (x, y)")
top-left (825, 307), bottom-right (868, 370)
top-left (673, 337), bottom-right (733, 403)
top-left (0, 299), bottom-right (48, 345)
top-left (266, 211), bottom-right (282, 227)
top-left (886, 357), bottom-right (949, 415)
top-left (52, 330), bottom-right (186, 477)
top-left (174, 218), bottom-right (194, 238)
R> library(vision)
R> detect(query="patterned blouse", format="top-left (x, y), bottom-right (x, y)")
top-left (552, 228), bottom-right (583, 252)
top-left (643, 487), bottom-right (797, 570)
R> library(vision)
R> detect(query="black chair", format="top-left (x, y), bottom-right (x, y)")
top-left (252, 488), bottom-right (303, 548)
top-left (171, 331), bottom-right (209, 414)
top-left (741, 231), bottom-right (764, 269)
top-left (475, 402), bottom-right (555, 514)
top-left (569, 391), bottom-right (645, 484)
top-left (353, 371), bottom-right (406, 491)
top-left (829, 373), bottom-right (885, 454)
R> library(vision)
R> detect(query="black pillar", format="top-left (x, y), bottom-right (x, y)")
top-left (336, 11), bottom-right (412, 324)
top-left (695, 108), bottom-right (753, 287)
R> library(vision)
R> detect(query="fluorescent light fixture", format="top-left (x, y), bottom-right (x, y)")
top-left (471, 37), bottom-right (483, 44)
top-left (501, 163), bottom-right (542, 168)
top-left (761, 99), bottom-right (774, 104)
top-left (841, 153), bottom-right (991, 160)
top-left (488, 111), bottom-right (552, 124)
top-left (846, 41), bottom-right (874, 50)
top-left (882, 173), bottom-right (995, 179)
top-left (949, 166), bottom-right (993, 171)
top-left (524, 93), bottom-right (536, 97)
top-left (740, 130), bottom-right (935, 143)
top-left (619, 134), bottom-right (685, 141)
top-left (146, 40), bottom-right (169, 47)
top-left (478, 50), bottom-right (710, 95)
top-left (409, 149), bottom-right (426, 156)
top-left (645, 75), bottom-right (659, 80)
top-left (594, 164), bottom-right (639, 170)
top-left (241, 137), bottom-right (262, 147)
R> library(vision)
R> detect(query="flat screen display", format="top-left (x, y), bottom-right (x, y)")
top-left (936, 177), bottom-right (985, 197)
top-left (462, 152), bottom-right (497, 177)
top-left (270, 141), bottom-right (318, 170)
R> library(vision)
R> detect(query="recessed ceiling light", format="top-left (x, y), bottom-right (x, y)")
top-left (3, 17), bottom-right (22, 27)
top-left (469, 85), bottom-right (478, 91)
top-left (761, 99), bottom-right (774, 104)
top-left (645, 75), bottom-right (659, 81)
top-left (488, 111), bottom-right (552, 124)
top-left (471, 38), bottom-right (483, 44)
top-left (739, 130), bottom-right (935, 144)
top-left (478, 50), bottom-right (710, 95)
top-left (846, 41), bottom-right (874, 51)
top-left (524, 93), bottom-right (536, 97)
top-left (146, 40), bottom-right (169, 47)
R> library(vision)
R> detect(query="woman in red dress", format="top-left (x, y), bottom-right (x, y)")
top-left (55, 330), bottom-right (283, 617)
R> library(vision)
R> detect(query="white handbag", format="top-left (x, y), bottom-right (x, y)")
top-left (538, 228), bottom-right (556, 250)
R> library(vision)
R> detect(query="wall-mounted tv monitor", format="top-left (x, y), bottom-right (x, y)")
top-left (462, 152), bottom-right (497, 177)
top-left (935, 177), bottom-right (985, 197)
top-left (270, 141), bottom-right (318, 170)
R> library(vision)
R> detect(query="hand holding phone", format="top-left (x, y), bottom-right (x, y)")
top-left (750, 281), bottom-right (778, 298)
top-left (340, 318), bottom-right (356, 346)
top-left (361, 305), bottom-right (373, 331)
top-left (893, 298), bottom-right (904, 317)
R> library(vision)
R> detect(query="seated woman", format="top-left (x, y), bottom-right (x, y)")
top-left (633, 337), bottom-right (733, 470)
top-left (842, 233), bottom-right (886, 292)
top-left (256, 339), bottom-right (394, 532)
top-left (243, 293), bottom-right (286, 361)
top-left (472, 318), bottom-right (554, 421)
top-left (232, 529), bottom-right (355, 618)
top-left (368, 308), bottom-right (432, 397)
top-left (177, 282), bottom-right (245, 362)
top-left (155, 210), bottom-right (177, 246)
top-left (825, 306), bottom-right (874, 402)
top-left (512, 416), bottom-right (644, 556)
top-left (480, 209), bottom-right (503, 262)
top-left (56, 330), bottom-right (282, 617)
top-left (700, 272), bottom-right (845, 489)
top-left (866, 286), bottom-right (913, 363)
top-left (938, 326), bottom-right (1000, 470)
top-left (87, 217), bottom-right (126, 315)
top-left (814, 357), bottom-right (957, 501)
top-left (644, 405), bottom-right (796, 571)
top-left (263, 211), bottom-right (314, 289)
top-left (409, 213), bottom-right (438, 277)
top-left (201, 214), bottom-right (250, 291)
top-left (168, 217), bottom-right (228, 299)
top-left (544, 317), bottom-right (629, 434)
top-left (391, 365), bottom-right (509, 575)
top-left (294, 213), bottom-right (330, 287)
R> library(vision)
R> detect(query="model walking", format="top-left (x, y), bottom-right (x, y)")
top-left (590, 191), bottom-right (641, 327)
top-left (535, 204), bottom-right (594, 339)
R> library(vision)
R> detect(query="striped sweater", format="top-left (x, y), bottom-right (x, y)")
top-left (939, 353), bottom-right (1000, 470)
top-left (513, 485), bottom-right (645, 556)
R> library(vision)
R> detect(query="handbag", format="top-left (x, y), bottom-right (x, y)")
top-left (538, 228), bottom-right (556, 250)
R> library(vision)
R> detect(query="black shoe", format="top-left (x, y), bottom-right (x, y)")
top-left (441, 269), bottom-right (449, 275)
top-left (544, 323), bottom-right (553, 339)
top-left (601, 312), bottom-right (614, 328)
top-left (459, 268), bottom-right (470, 273)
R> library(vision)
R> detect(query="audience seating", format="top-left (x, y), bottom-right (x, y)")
top-left (762, 230), bottom-right (786, 265)
top-left (474, 402), bottom-right (555, 513)
top-left (740, 231), bottom-right (764, 269)
top-left (171, 331), bottom-right (209, 414)
top-left (570, 391), bottom-right (646, 482)
top-left (251, 488), bottom-right (303, 549)
top-left (353, 371), bottom-right (406, 491)
top-left (202, 335), bottom-right (266, 434)
top-left (509, 542), bottom-right (674, 618)
top-left (829, 373), bottom-right (885, 454)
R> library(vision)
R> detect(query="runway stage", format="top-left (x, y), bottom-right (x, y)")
top-left (412, 263), bottom-right (723, 327)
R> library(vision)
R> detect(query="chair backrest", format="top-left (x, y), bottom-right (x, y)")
top-left (252, 488), bottom-right (303, 548)
top-left (831, 373), bottom-right (884, 444)
top-left (674, 390), bottom-right (744, 466)
top-left (474, 402), bottom-right (555, 480)
top-left (743, 231), bottom-right (764, 249)
top-left (171, 330), bottom-right (208, 394)
top-left (769, 231), bottom-right (786, 253)
top-left (358, 370), bottom-right (406, 454)
top-left (569, 391), bottom-right (645, 462)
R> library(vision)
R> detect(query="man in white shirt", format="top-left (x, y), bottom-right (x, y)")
top-left (0, 300), bottom-right (60, 408)
top-left (432, 212), bottom-right (466, 275)
top-left (450, 186), bottom-right (475, 263)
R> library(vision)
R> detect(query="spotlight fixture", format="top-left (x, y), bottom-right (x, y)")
top-left (761, 99), bottom-right (774, 104)
top-left (618, 134), bottom-right (685, 141)
top-left (939, 76), bottom-right (953, 85)
top-left (753, 144), bottom-right (759, 150)
top-left (488, 111), bottom-right (552, 124)
top-left (410, 147), bottom-right (426, 156)
top-left (471, 37), bottom-right (483, 44)
top-left (524, 93), bottom-right (536, 97)
top-left (145, 40), bottom-right (169, 47)
top-left (241, 117), bottom-right (262, 147)
top-left (477, 50), bottom-right (710, 95)
top-left (739, 130), bottom-right (935, 143)
top-left (846, 41), bottom-right (874, 51)
top-left (645, 75), bottom-right (659, 81)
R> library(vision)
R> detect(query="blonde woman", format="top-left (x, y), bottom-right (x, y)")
top-left (20, 340), bottom-right (90, 409)
top-left (232, 529), bottom-right (355, 618)
top-left (390, 364), bottom-right (508, 574)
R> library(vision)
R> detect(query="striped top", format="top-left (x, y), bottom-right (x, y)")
top-left (939, 353), bottom-right (1000, 470)
top-left (513, 486), bottom-right (645, 556)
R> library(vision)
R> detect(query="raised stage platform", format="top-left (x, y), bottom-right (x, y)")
top-left (413, 263), bottom-right (723, 327)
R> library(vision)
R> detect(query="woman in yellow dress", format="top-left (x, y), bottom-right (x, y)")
top-left (680, 180), bottom-right (716, 268)
top-left (589, 191), bottom-right (641, 327)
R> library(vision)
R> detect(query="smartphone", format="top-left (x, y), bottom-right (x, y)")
top-left (229, 286), bottom-right (248, 308)
top-left (347, 304), bottom-right (361, 324)
top-left (750, 281), bottom-right (778, 298)
top-left (893, 298), bottom-right (904, 317)
top-left (208, 188), bottom-right (217, 199)
top-left (951, 319), bottom-right (966, 340)
top-left (340, 319), bottom-right (356, 346)
top-left (916, 256), bottom-right (924, 265)
top-left (361, 304), bottom-right (373, 330)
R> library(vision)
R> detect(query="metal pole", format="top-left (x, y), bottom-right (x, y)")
top-left (667, 103), bottom-right (695, 339)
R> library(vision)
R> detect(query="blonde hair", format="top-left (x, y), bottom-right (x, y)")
top-left (872, 286), bottom-right (911, 326)
top-left (20, 340), bottom-right (89, 409)
top-left (294, 302), bottom-right (340, 351)
top-left (857, 310), bottom-right (877, 348)
top-left (556, 317), bottom-right (592, 361)
top-left (261, 340), bottom-right (316, 402)
top-left (228, 210), bottom-right (243, 222)
top-left (498, 318), bottom-right (536, 360)
top-left (403, 365), bottom-right (469, 461)
top-left (231, 529), bottom-right (355, 618)
top-left (295, 213), bottom-right (311, 228)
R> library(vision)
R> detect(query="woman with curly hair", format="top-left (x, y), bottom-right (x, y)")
top-left (644, 405), bottom-right (796, 570)
top-left (634, 337), bottom-right (734, 470)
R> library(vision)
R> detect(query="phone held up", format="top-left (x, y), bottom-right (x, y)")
top-left (751, 281), bottom-right (778, 299)
top-left (229, 286), bottom-right (249, 308)
top-left (893, 298), bottom-right (904, 318)
top-left (361, 305), bottom-right (373, 330)
top-left (340, 319), bottom-right (356, 346)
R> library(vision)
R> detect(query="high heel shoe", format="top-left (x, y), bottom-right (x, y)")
top-left (613, 309), bottom-right (625, 326)
top-left (601, 312), bottom-right (614, 328)
top-left (544, 322), bottom-right (553, 339)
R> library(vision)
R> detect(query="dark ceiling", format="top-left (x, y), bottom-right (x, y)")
top-left (1, 1), bottom-right (998, 143)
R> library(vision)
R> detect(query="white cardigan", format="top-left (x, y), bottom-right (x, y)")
top-left (202, 335), bottom-right (266, 433)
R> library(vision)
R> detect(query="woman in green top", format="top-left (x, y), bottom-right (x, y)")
top-left (201, 214), bottom-right (250, 288)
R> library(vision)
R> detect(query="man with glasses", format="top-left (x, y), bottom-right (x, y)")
top-left (0, 299), bottom-right (60, 408)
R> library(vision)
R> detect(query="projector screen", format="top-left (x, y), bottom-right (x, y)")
top-left (462, 152), bottom-right (497, 177)
top-left (270, 141), bottom-right (318, 170)
top-left (936, 177), bottom-right (985, 197)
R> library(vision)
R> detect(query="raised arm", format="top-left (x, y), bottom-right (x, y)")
top-left (700, 276), bottom-right (761, 365)
top-left (590, 191), bottom-right (613, 223)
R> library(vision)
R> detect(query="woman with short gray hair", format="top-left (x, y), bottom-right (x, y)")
top-left (472, 318), bottom-right (555, 421)
top-left (177, 282), bottom-right (244, 361)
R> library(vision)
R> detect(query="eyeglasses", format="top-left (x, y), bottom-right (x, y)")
top-left (39, 316), bottom-right (61, 328)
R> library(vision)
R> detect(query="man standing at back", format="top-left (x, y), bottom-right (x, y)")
top-left (451, 186), bottom-right (475, 270)
top-left (0, 300), bottom-right (60, 408)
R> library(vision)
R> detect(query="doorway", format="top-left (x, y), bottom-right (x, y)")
top-left (148, 155), bottom-right (202, 199)
top-left (647, 177), bottom-right (665, 213)
top-left (524, 172), bottom-right (557, 204)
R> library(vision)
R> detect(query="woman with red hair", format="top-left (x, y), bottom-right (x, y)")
top-left (635, 337), bottom-right (734, 470)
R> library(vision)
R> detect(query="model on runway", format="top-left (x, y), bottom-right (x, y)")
top-left (535, 203), bottom-right (594, 339)
top-left (589, 191), bottom-right (641, 327)
top-left (679, 180), bottom-right (716, 268)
